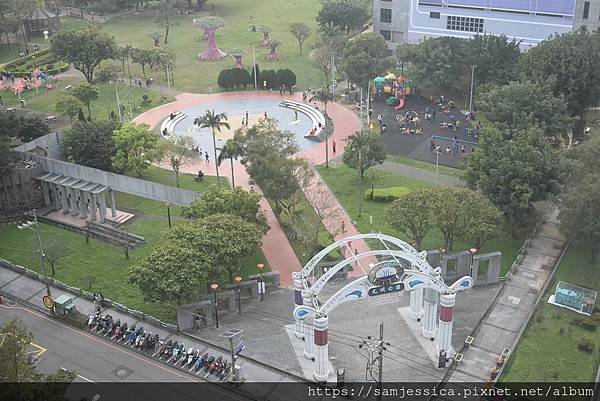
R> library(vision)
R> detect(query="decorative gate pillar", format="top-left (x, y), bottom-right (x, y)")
top-left (436, 293), bottom-right (455, 355)
top-left (421, 288), bottom-right (438, 339)
top-left (303, 291), bottom-right (315, 360)
top-left (293, 273), bottom-right (305, 339)
top-left (409, 288), bottom-right (424, 320)
top-left (313, 313), bottom-right (329, 382)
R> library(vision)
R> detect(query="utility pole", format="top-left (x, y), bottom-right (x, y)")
top-left (468, 65), bottom-right (476, 112)
top-left (330, 21), bottom-right (336, 96)
top-left (252, 44), bottom-right (258, 90)
top-left (358, 323), bottom-right (387, 400)
top-left (18, 210), bottom-right (51, 297)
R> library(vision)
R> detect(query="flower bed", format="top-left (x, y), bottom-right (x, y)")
top-left (1, 49), bottom-right (70, 77)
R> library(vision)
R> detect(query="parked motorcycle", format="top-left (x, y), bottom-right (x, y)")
top-left (200, 355), bottom-right (215, 375)
top-left (181, 347), bottom-right (195, 367)
top-left (122, 325), bottom-right (135, 344)
top-left (192, 353), bottom-right (209, 372)
top-left (207, 355), bottom-right (222, 376)
top-left (104, 319), bottom-right (120, 337)
top-left (87, 310), bottom-right (101, 329)
top-left (161, 340), bottom-right (177, 360)
top-left (112, 322), bottom-right (128, 341)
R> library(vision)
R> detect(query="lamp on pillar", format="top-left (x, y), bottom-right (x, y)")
top-left (234, 275), bottom-right (242, 314)
top-left (256, 263), bottom-right (265, 301)
top-left (165, 202), bottom-right (172, 228)
top-left (210, 283), bottom-right (219, 328)
top-left (469, 247), bottom-right (478, 275)
top-left (292, 272), bottom-right (305, 339)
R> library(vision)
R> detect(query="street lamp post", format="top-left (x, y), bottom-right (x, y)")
top-left (256, 263), bottom-right (264, 301)
top-left (165, 203), bottom-right (171, 228)
top-left (210, 283), bottom-right (219, 328)
top-left (468, 65), bottom-right (476, 112)
top-left (234, 275), bottom-right (242, 314)
top-left (18, 210), bottom-right (51, 297)
top-left (469, 247), bottom-right (478, 275)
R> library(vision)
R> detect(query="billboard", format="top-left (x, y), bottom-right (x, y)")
top-left (419, 0), bottom-right (576, 15)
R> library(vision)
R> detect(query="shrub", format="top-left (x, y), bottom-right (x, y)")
top-left (261, 69), bottom-right (276, 89)
top-left (576, 338), bottom-right (594, 352)
top-left (275, 68), bottom-right (296, 88)
top-left (365, 186), bottom-right (411, 202)
top-left (580, 318), bottom-right (598, 331)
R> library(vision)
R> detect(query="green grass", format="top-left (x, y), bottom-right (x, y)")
top-left (100, 0), bottom-right (325, 93)
top-left (0, 46), bottom-right (22, 65)
top-left (385, 154), bottom-right (465, 179)
top-left (501, 244), bottom-right (600, 382)
top-left (0, 167), bottom-right (268, 322)
top-left (316, 164), bottom-right (524, 275)
top-left (0, 77), bottom-right (171, 120)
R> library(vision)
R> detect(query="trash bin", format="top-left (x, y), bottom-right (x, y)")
top-left (54, 295), bottom-right (75, 315)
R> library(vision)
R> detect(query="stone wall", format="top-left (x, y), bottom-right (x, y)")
top-left (426, 249), bottom-right (502, 285)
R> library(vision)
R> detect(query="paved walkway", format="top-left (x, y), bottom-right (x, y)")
top-left (376, 161), bottom-right (465, 187)
top-left (135, 91), bottom-right (363, 286)
top-left (442, 207), bottom-right (566, 383)
top-left (0, 262), bottom-right (295, 387)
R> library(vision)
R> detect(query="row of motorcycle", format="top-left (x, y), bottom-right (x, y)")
top-left (87, 310), bottom-right (233, 381)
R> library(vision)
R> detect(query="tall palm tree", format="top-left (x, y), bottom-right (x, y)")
top-left (195, 109), bottom-right (230, 189)
top-left (217, 139), bottom-right (243, 187)
top-left (309, 89), bottom-right (335, 168)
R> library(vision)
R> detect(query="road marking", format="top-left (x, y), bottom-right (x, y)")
top-left (0, 304), bottom-right (197, 382)
top-left (28, 341), bottom-right (47, 358)
top-left (60, 367), bottom-right (96, 383)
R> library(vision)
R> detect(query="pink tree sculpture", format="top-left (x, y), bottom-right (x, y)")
top-left (257, 25), bottom-right (271, 47)
top-left (265, 39), bottom-right (282, 61)
top-left (193, 16), bottom-right (227, 61)
top-left (229, 49), bottom-right (244, 69)
top-left (12, 79), bottom-right (26, 98)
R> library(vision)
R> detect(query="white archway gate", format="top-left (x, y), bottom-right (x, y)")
top-left (291, 234), bottom-right (474, 382)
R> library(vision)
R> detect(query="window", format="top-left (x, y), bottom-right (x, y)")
top-left (446, 16), bottom-right (484, 33)
top-left (430, 11), bottom-right (440, 19)
top-left (380, 8), bottom-right (392, 23)
top-left (380, 29), bottom-right (391, 40)
top-left (583, 1), bottom-right (590, 19)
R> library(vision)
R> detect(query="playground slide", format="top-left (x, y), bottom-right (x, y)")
top-left (394, 97), bottom-right (405, 110)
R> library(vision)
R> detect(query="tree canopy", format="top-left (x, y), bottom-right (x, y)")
top-left (112, 123), bottom-right (160, 176)
top-left (316, 0), bottom-right (368, 35)
top-left (158, 135), bottom-right (195, 187)
top-left (51, 27), bottom-right (117, 84)
top-left (386, 189), bottom-right (433, 251)
top-left (342, 32), bottom-right (391, 89)
top-left (55, 94), bottom-right (82, 123)
top-left (70, 83), bottom-right (98, 119)
top-left (0, 114), bottom-right (49, 142)
top-left (289, 22), bottom-right (311, 55)
top-left (63, 120), bottom-right (120, 171)
top-left (343, 131), bottom-right (386, 178)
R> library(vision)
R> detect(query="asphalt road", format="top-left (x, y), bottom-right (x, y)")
top-left (0, 303), bottom-right (253, 401)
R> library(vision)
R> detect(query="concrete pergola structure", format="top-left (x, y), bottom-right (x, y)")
top-left (292, 234), bottom-right (474, 382)
top-left (35, 172), bottom-right (117, 223)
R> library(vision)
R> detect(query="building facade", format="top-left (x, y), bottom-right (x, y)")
top-left (373, 0), bottom-right (600, 49)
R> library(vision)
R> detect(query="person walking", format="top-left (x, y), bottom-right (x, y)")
top-left (205, 152), bottom-right (210, 163)
top-left (332, 140), bottom-right (336, 154)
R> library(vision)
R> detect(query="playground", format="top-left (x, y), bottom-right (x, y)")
top-left (368, 74), bottom-right (479, 168)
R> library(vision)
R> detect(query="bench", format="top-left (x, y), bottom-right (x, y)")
top-left (64, 85), bottom-right (72, 91)
top-left (5, 107), bottom-right (16, 113)
top-left (464, 335), bottom-right (474, 347)
top-left (159, 111), bottom-right (187, 136)
top-left (279, 99), bottom-right (326, 140)
top-left (46, 115), bottom-right (57, 123)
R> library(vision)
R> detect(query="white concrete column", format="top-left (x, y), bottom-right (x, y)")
top-left (40, 181), bottom-right (51, 206)
top-left (51, 183), bottom-right (61, 210)
top-left (89, 193), bottom-right (97, 222)
top-left (68, 187), bottom-right (79, 216)
top-left (303, 292), bottom-right (315, 360)
top-left (60, 185), bottom-right (70, 214)
top-left (109, 189), bottom-right (117, 218)
top-left (79, 190), bottom-right (87, 219)
top-left (409, 288), bottom-right (424, 320)
top-left (421, 288), bottom-right (438, 339)
top-left (97, 191), bottom-right (107, 223)
top-left (293, 273), bottom-right (305, 339)
top-left (436, 293), bottom-right (456, 356)
top-left (313, 313), bottom-right (329, 382)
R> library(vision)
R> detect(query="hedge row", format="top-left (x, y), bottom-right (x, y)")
top-left (1, 48), bottom-right (70, 77)
top-left (365, 186), bottom-right (411, 202)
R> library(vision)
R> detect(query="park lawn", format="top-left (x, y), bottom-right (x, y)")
top-left (0, 168), bottom-right (268, 322)
top-left (316, 164), bottom-right (524, 276)
top-left (501, 244), bottom-right (600, 382)
top-left (385, 154), bottom-right (465, 179)
top-left (100, 0), bottom-right (325, 93)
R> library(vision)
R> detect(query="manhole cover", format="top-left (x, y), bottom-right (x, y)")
top-left (111, 366), bottom-right (134, 380)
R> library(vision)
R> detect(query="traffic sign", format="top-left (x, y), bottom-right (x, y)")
top-left (42, 295), bottom-right (54, 310)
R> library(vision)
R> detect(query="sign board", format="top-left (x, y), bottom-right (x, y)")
top-left (257, 281), bottom-right (266, 294)
top-left (42, 295), bottom-right (54, 310)
top-left (234, 341), bottom-right (246, 355)
top-left (368, 283), bottom-right (404, 297)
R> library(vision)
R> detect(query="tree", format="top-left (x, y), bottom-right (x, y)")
top-left (316, 0), bottom-right (368, 35)
top-left (519, 30), bottom-right (600, 125)
top-left (181, 185), bottom-right (268, 233)
top-left (63, 120), bottom-right (120, 171)
top-left (70, 83), bottom-right (98, 119)
top-left (309, 89), bottom-right (335, 167)
top-left (289, 22), bottom-right (310, 54)
top-left (217, 139), bottom-right (243, 187)
top-left (131, 47), bottom-right (154, 77)
top-left (386, 189), bottom-right (432, 251)
top-left (116, 45), bottom-right (134, 81)
top-left (194, 110), bottom-right (230, 189)
top-left (112, 123), bottom-right (160, 176)
top-left (165, 215), bottom-right (263, 282)
top-left (217, 68), bottom-right (235, 90)
top-left (31, 238), bottom-right (64, 276)
top-left (129, 242), bottom-right (211, 304)
top-left (7, 0), bottom-right (42, 51)
top-left (260, 69), bottom-right (276, 89)
top-left (0, 114), bottom-right (49, 142)
top-left (463, 127), bottom-right (564, 230)
top-left (55, 94), bottom-right (82, 123)
top-left (467, 34), bottom-right (521, 86)
top-left (458, 191), bottom-right (503, 250)
top-left (311, 45), bottom-right (332, 86)
top-left (51, 27), bottom-right (117, 84)
top-left (158, 135), bottom-right (194, 187)
top-left (275, 68), bottom-right (296, 89)
top-left (343, 131), bottom-right (386, 178)
top-left (156, 0), bottom-right (179, 44)
top-left (477, 81), bottom-right (575, 141)
top-left (0, 136), bottom-right (15, 175)
top-left (341, 32), bottom-right (391, 89)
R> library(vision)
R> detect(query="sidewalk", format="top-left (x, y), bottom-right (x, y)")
top-left (0, 262), bottom-right (296, 386)
top-left (442, 207), bottom-right (566, 382)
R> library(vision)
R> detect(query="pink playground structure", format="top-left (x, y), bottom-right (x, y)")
top-left (193, 16), bottom-right (227, 61)
top-left (393, 75), bottom-right (406, 110)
